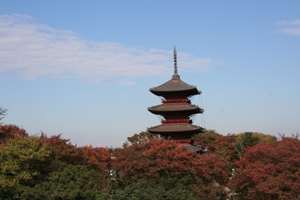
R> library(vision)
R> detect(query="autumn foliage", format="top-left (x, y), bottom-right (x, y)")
top-left (234, 136), bottom-right (300, 199)
top-left (0, 124), bottom-right (28, 143)
top-left (112, 137), bottom-right (229, 199)
top-left (113, 139), bottom-right (228, 182)
top-left (0, 122), bottom-right (299, 199)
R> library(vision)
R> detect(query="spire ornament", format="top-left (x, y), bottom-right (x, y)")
top-left (173, 46), bottom-right (180, 78)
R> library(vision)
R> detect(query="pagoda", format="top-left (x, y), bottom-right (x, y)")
top-left (147, 47), bottom-right (204, 145)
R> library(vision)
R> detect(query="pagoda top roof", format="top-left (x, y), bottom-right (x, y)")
top-left (150, 76), bottom-right (201, 95)
top-left (149, 47), bottom-right (201, 96)
top-left (147, 123), bottom-right (202, 133)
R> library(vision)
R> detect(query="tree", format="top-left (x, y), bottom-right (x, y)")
top-left (233, 132), bottom-right (276, 161)
top-left (116, 139), bottom-right (193, 181)
top-left (234, 135), bottom-right (300, 199)
top-left (0, 108), bottom-right (7, 124)
top-left (112, 175), bottom-right (202, 200)
top-left (194, 132), bottom-right (238, 162)
top-left (123, 131), bottom-right (159, 147)
top-left (193, 129), bottom-right (219, 147)
top-left (0, 135), bottom-right (51, 199)
top-left (81, 146), bottom-right (111, 171)
top-left (0, 132), bottom-right (113, 199)
top-left (39, 133), bottom-right (85, 165)
top-left (236, 132), bottom-right (277, 143)
top-left (112, 138), bottom-right (229, 199)
top-left (0, 124), bottom-right (28, 144)
top-left (33, 160), bottom-right (103, 200)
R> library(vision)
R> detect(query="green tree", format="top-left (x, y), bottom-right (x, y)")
top-left (33, 160), bottom-right (103, 200)
top-left (112, 175), bottom-right (201, 200)
top-left (239, 132), bottom-right (260, 147)
top-left (236, 132), bottom-right (277, 143)
top-left (233, 132), bottom-right (260, 160)
top-left (193, 129), bottom-right (219, 147)
top-left (123, 131), bottom-right (159, 147)
top-left (0, 135), bottom-right (51, 199)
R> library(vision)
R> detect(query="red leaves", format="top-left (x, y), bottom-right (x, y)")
top-left (234, 136), bottom-right (300, 199)
top-left (193, 153), bottom-right (228, 185)
top-left (81, 146), bottom-right (111, 171)
top-left (39, 133), bottom-right (85, 165)
top-left (39, 134), bottom-right (111, 172)
top-left (142, 140), bottom-right (192, 176)
top-left (112, 138), bottom-right (228, 185)
top-left (0, 124), bottom-right (28, 142)
top-left (4, 125), bottom-right (299, 198)
top-left (194, 132), bottom-right (237, 162)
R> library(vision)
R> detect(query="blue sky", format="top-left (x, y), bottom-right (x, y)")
top-left (0, 1), bottom-right (299, 147)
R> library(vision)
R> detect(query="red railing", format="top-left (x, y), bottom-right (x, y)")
top-left (162, 98), bottom-right (189, 104)
top-left (161, 119), bottom-right (191, 124)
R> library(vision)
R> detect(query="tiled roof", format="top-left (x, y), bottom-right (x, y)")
top-left (148, 103), bottom-right (203, 114)
top-left (147, 123), bottom-right (202, 133)
top-left (150, 76), bottom-right (201, 95)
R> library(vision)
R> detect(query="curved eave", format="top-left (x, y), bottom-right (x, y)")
top-left (148, 104), bottom-right (204, 115)
top-left (149, 76), bottom-right (201, 96)
top-left (150, 89), bottom-right (201, 97)
top-left (147, 124), bottom-right (202, 134)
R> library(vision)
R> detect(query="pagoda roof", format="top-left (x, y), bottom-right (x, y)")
top-left (150, 47), bottom-right (201, 97)
top-left (150, 76), bottom-right (201, 96)
top-left (147, 123), bottom-right (202, 134)
top-left (148, 103), bottom-right (203, 114)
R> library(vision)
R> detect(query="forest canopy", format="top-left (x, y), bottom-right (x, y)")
top-left (0, 111), bottom-right (299, 200)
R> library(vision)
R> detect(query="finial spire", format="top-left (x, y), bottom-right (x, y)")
top-left (173, 46), bottom-right (180, 78)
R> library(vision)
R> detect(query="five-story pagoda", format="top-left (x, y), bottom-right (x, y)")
top-left (147, 47), bottom-right (204, 145)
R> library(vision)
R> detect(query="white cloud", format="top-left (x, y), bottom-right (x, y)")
top-left (0, 14), bottom-right (215, 83)
top-left (276, 19), bottom-right (300, 36)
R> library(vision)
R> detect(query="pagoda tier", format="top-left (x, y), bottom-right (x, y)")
top-left (150, 76), bottom-right (201, 99)
top-left (148, 103), bottom-right (203, 116)
top-left (147, 47), bottom-right (204, 144)
top-left (148, 124), bottom-right (204, 144)
top-left (148, 123), bottom-right (203, 134)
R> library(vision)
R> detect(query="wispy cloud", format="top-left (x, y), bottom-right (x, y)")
top-left (275, 19), bottom-right (300, 36)
top-left (0, 14), bottom-right (215, 84)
